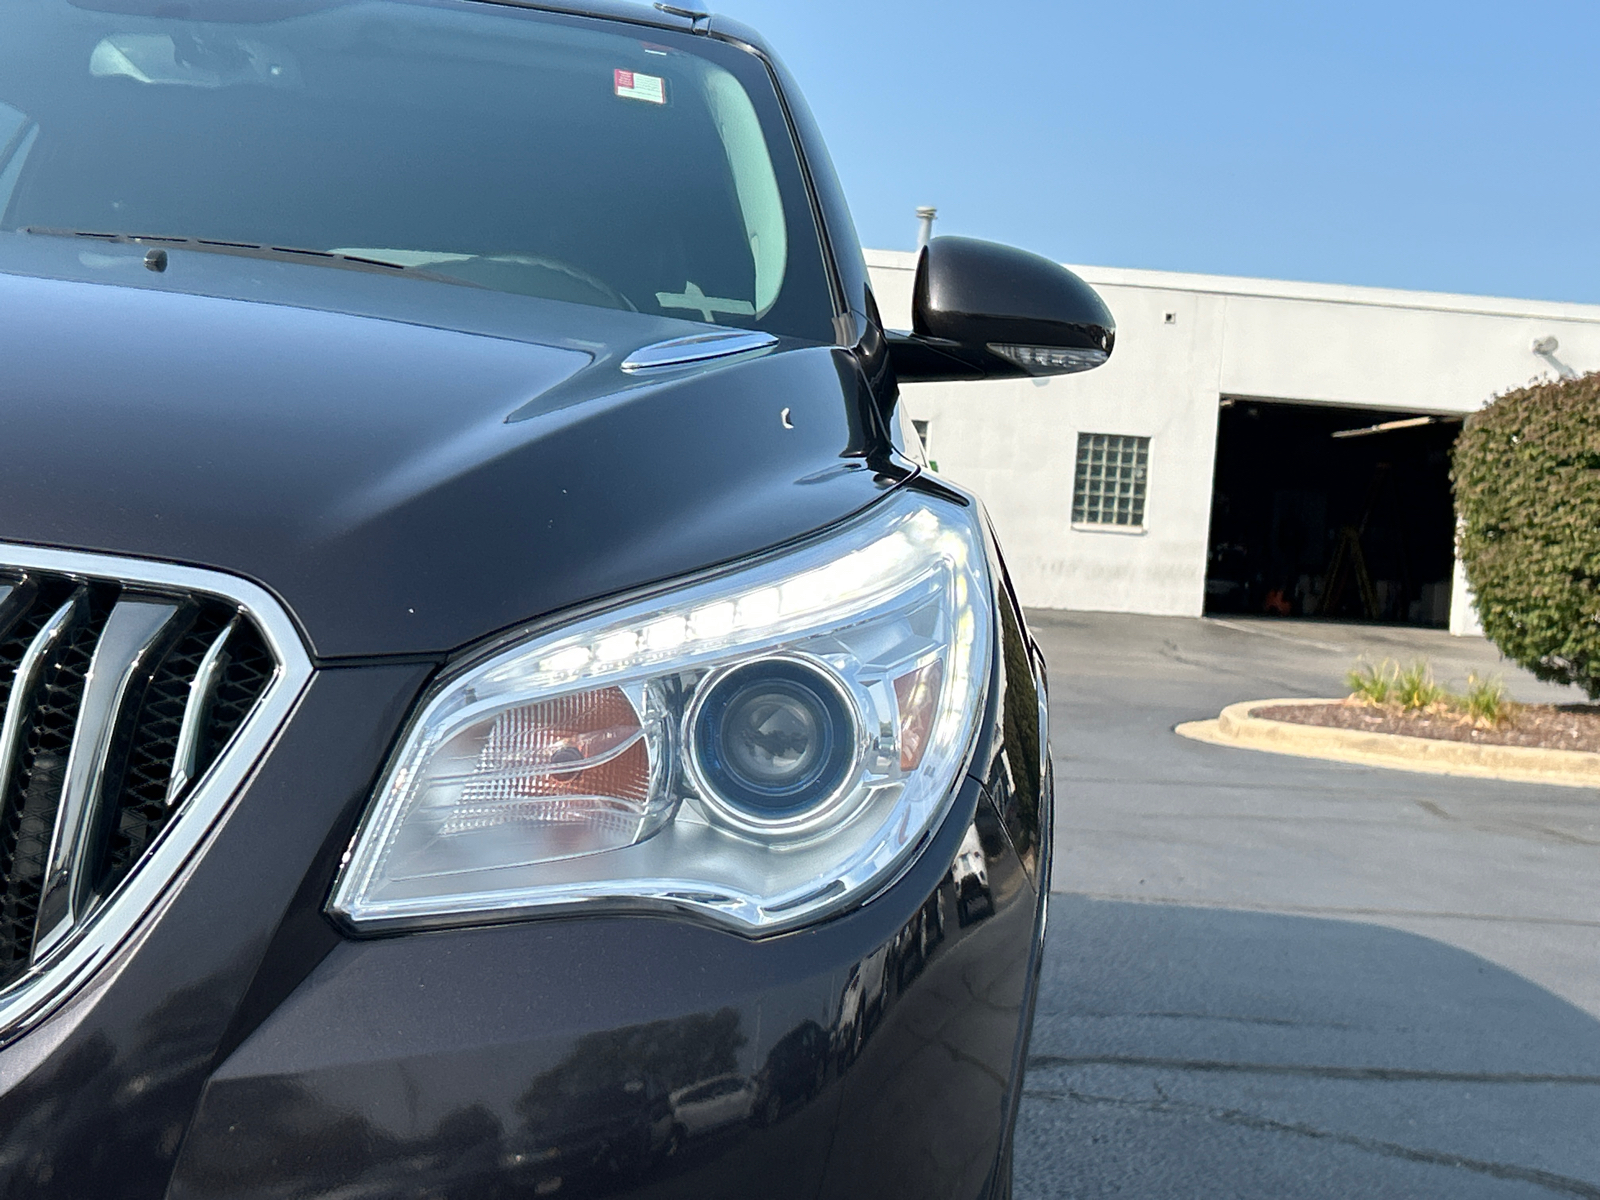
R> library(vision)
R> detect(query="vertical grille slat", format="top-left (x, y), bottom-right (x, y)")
top-left (0, 566), bottom-right (286, 993)
top-left (32, 600), bottom-right (182, 962)
top-left (199, 619), bottom-right (273, 780)
top-left (166, 616), bottom-right (238, 809)
top-left (0, 588), bottom-right (62, 937)
top-left (0, 591), bottom-right (96, 983)
top-left (0, 578), bottom-right (45, 635)
top-left (95, 607), bottom-right (234, 894)
top-left (0, 593), bottom-right (80, 798)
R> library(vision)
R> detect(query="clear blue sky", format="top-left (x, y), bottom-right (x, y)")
top-left (715, 0), bottom-right (1600, 304)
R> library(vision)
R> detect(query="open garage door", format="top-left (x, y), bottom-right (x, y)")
top-left (1205, 399), bottom-right (1462, 626)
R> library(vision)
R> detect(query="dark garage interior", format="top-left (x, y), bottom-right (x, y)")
top-left (1205, 399), bottom-right (1462, 626)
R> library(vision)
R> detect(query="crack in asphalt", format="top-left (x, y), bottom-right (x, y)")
top-left (1405, 808), bottom-right (1600, 847)
top-left (1201, 620), bottom-right (1350, 653)
top-left (1525, 824), bottom-right (1600, 847)
top-left (1026, 1054), bottom-right (1600, 1086)
top-left (1023, 1083), bottom-right (1600, 1199)
top-left (1153, 640), bottom-right (1314, 697)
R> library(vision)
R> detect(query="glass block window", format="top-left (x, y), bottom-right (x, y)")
top-left (1073, 433), bottom-right (1150, 527)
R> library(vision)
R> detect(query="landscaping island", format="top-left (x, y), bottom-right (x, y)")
top-left (1177, 659), bottom-right (1600, 787)
top-left (1254, 699), bottom-right (1600, 754)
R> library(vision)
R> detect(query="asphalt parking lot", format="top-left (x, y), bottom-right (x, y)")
top-left (1017, 612), bottom-right (1600, 1199)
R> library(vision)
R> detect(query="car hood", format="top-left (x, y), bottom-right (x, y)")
top-left (0, 269), bottom-right (892, 658)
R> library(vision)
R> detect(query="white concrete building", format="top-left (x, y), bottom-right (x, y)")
top-left (867, 249), bottom-right (1600, 635)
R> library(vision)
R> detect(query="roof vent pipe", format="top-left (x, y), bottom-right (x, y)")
top-left (1533, 334), bottom-right (1578, 380)
top-left (915, 206), bottom-right (937, 253)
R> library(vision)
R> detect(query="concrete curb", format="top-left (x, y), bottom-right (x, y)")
top-left (1175, 699), bottom-right (1600, 790)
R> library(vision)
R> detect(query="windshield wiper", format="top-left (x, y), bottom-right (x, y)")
top-left (21, 227), bottom-right (486, 289)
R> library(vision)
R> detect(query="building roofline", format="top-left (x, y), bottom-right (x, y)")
top-left (864, 248), bottom-right (1600, 326)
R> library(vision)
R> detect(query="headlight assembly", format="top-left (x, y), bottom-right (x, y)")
top-left (328, 489), bottom-right (992, 935)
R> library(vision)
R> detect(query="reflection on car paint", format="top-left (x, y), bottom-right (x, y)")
top-left (160, 784), bottom-right (1037, 1199)
top-left (669, 1071), bottom-right (757, 1142)
top-left (953, 823), bottom-right (995, 927)
top-left (977, 575), bottom-right (1047, 884)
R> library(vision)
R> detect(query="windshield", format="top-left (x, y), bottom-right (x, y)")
top-left (0, 0), bottom-right (837, 340)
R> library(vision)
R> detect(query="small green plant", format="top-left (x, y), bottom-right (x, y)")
top-left (1347, 658), bottom-right (1444, 709)
top-left (1346, 659), bottom-right (1396, 705)
top-left (1394, 660), bottom-right (1445, 710)
top-left (1346, 657), bottom-right (1517, 725)
top-left (1462, 672), bottom-right (1514, 725)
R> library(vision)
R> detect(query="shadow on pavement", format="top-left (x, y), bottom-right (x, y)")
top-left (1018, 895), bottom-right (1600, 1199)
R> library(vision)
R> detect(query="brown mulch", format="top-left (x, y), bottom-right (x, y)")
top-left (1252, 700), bottom-right (1600, 754)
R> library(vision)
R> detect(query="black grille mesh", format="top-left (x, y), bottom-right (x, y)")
top-left (94, 609), bottom-right (271, 893)
top-left (201, 620), bottom-right (273, 776)
top-left (94, 606), bottom-right (213, 895)
top-left (0, 577), bottom-right (275, 987)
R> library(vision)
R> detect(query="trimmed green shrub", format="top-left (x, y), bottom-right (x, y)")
top-left (1453, 372), bottom-right (1600, 698)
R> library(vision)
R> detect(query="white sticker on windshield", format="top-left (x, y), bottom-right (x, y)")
top-left (615, 69), bottom-right (666, 105)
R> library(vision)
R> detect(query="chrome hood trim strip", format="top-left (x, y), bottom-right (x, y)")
top-left (620, 329), bottom-right (778, 372)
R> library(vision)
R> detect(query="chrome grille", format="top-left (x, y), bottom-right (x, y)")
top-left (0, 549), bottom-right (310, 1040)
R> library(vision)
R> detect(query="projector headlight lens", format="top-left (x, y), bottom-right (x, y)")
top-left (328, 489), bottom-right (993, 936)
top-left (689, 656), bottom-right (858, 829)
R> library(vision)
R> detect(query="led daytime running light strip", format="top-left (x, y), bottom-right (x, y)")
top-left (487, 509), bottom-right (961, 692)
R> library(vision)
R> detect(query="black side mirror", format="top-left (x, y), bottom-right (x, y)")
top-left (886, 236), bottom-right (1115, 384)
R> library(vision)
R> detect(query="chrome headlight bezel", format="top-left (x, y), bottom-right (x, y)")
top-left (328, 485), bottom-right (994, 938)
